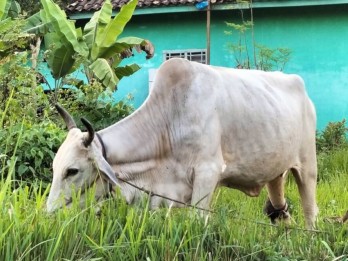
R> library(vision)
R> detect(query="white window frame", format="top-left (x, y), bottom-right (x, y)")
top-left (163, 49), bottom-right (207, 64)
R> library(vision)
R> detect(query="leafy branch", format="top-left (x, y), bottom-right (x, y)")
top-left (225, 0), bottom-right (291, 71)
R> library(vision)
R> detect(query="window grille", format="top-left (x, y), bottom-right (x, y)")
top-left (163, 49), bottom-right (207, 64)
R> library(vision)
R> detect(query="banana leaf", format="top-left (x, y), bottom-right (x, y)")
top-left (89, 58), bottom-right (119, 90)
top-left (100, 37), bottom-right (151, 59)
top-left (44, 32), bottom-right (76, 79)
top-left (91, 0), bottom-right (138, 61)
top-left (84, 0), bottom-right (112, 52)
top-left (114, 64), bottom-right (140, 81)
top-left (40, 0), bottom-right (88, 57)
top-left (0, 18), bottom-right (12, 33)
top-left (8, 1), bottom-right (20, 18)
top-left (0, 0), bottom-right (11, 20)
top-left (24, 10), bottom-right (51, 34)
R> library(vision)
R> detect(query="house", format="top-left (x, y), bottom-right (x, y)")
top-left (64, 0), bottom-right (348, 130)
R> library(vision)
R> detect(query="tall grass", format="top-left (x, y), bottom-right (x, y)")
top-left (0, 153), bottom-right (347, 260)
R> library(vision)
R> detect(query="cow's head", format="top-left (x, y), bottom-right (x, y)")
top-left (46, 104), bottom-right (118, 212)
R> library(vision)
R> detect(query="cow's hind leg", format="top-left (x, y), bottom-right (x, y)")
top-left (265, 172), bottom-right (291, 225)
top-left (291, 164), bottom-right (318, 229)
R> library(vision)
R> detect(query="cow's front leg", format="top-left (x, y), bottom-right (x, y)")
top-left (191, 162), bottom-right (220, 212)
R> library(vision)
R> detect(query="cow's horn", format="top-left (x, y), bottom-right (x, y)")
top-left (55, 103), bottom-right (77, 130)
top-left (81, 117), bottom-right (95, 147)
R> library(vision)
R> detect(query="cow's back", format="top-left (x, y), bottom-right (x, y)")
top-left (213, 66), bottom-right (316, 148)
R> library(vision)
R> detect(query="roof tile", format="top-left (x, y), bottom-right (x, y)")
top-left (66, 0), bottom-right (235, 12)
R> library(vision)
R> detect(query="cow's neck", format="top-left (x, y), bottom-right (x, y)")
top-left (97, 104), bottom-right (175, 204)
top-left (98, 103), bottom-right (171, 166)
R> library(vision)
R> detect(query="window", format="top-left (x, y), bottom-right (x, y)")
top-left (163, 49), bottom-right (207, 64)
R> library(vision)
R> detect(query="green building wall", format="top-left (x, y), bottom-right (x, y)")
top-left (72, 3), bottom-right (348, 130)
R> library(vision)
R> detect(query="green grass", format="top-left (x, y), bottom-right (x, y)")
top-left (0, 149), bottom-right (347, 260)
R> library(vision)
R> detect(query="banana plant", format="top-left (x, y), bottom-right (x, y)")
top-left (83, 0), bottom-right (153, 89)
top-left (25, 0), bottom-right (88, 82)
top-left (25, 0), bottom-right (153, 90)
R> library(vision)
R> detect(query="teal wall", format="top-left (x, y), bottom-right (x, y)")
top-left (76, 4), bottom-right (348, 130)
top-left (251, 6), bottom-right (348, 130)
top-left (115, 11), bottom-right (208, 108)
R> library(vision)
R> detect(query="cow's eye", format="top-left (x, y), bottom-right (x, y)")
top-left (66, 168), bottom-right (79, 178)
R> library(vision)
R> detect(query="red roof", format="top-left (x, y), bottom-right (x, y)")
top-left (66, 0), bottom-right (235, 12)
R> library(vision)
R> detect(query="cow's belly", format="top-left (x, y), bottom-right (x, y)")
top-left (219, 175), bottom-right (266, 197)
top-left (218, 161), bottom-right (290, 197)
top-left (219, 137), bottom-right (297, 197)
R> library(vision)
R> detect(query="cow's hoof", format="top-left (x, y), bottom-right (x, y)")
top-left (263, 198), bottom-right (290, 225)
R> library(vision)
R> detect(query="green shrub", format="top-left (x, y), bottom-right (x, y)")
top-left (56, 80), bottom-right (134, 131)
top-left (316, 119), bottom-right (348, 153)
top-left (1, 92), bottom-right (133, 188)
top-left (317, 147), bottom-right (348, 182)
top-left (316, 119), bottom-right (348, 181)
top-left (0, 120), bottom-right (65, 186)
top-left (0, 52), bottom-right (50, 126)
top-left (1, 89), bottom-right (133, 188)
top-left (1, 56), bottom-right (133, 188)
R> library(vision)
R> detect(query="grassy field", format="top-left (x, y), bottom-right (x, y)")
top-left (0, 148), bottom-right (347, 260)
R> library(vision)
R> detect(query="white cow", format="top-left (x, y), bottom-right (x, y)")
top-left (47, 58), bottom-right (318, 228)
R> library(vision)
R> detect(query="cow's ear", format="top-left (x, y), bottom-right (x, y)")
top-left (95, 154), bottom-right (118, 185)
